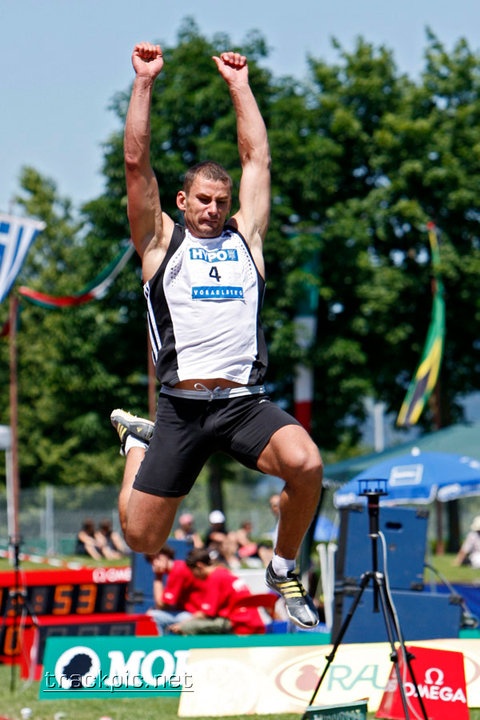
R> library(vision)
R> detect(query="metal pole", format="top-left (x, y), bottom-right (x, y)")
top-left (8, 295), bottom-right (20, 549)
top-left (45, 484), bottom-right (55, 555)
top-left (7, 295), bottom-right (22, 691)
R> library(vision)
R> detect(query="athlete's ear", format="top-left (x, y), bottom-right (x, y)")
top-left (176, 190), bottom-right (186, 211)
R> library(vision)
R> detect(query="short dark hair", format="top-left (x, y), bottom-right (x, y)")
top-left (183, 161), bottom-right (232, 195)
top-left (185, 548), bottom-right (212, 570)
top-left (145, 544), bottom-right (175, 564)
top-left (82, 518), bottom-right (96, 535)
top-left (159, 544), bottom-right (175, 560)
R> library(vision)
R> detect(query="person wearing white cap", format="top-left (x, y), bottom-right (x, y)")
top-left (209, 510), bottom-right (226, 525)
top-left (454, 516), bottom-right (480, 568)
top-left (109, 40), bottom-right (323, 629)
top-left (205, 511), bottom-right (228, 549)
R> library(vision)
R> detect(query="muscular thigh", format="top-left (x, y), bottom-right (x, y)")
top-left (257, 423), bottom-right (322, 478)
top-left (216, 395), bottom-right (301, 469)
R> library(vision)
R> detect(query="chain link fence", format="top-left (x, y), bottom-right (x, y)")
top-left (0, 476), bottom-right (285, 558)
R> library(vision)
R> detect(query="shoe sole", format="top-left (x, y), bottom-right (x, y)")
top-left (284, 606), bottom-right (319, 629)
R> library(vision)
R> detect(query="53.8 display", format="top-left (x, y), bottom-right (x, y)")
top-left (0, 567), bottom-right (129, 617)
top-left (0, 566), bottom-right (135, 666)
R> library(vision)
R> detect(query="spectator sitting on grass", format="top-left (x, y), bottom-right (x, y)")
top-left (95, 519), bottom-right (128, 560)
top-left (75, 519), bottom-right (103, 560)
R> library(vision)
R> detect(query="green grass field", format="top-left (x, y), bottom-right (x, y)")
top-left (0, 665), bottom-right (479, 720)
top-left (0, 663), bottom-right (298, 720)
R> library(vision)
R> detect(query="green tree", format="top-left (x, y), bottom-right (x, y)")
top-left (267, 32), bottom-right (480, 448)
top-left (3, 21), bottom-right (480, 494)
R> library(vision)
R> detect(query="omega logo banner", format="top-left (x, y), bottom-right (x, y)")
top-left (376, 645), bottom-right (469, 720)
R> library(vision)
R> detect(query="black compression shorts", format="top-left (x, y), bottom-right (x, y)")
top-left (132, 390), bottom-right (301, 498)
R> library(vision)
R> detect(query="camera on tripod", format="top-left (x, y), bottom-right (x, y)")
top-left (305, 476), bottom-right (429, 720)
top-left (358, 477), bottom-right (388, 498)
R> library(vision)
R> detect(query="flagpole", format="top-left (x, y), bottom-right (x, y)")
top-left (394, 223), bottom-right (447, 552)
top-left (7, 293), bottom-right (23, 691)
top-left (8, 294), bottom-right (20, 551)
top-left (428, 244), bottom-right (447, 554)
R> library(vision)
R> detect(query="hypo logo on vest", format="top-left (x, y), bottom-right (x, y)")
top-left (189, 248), bottom-right (238, 263)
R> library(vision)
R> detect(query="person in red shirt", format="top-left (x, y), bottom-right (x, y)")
top-left (169, 548), bottom-right (266, 635)
top-left (147, 545), bottom-right (206, 634)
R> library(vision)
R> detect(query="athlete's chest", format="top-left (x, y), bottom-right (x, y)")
top-left (167, 231), bottom-right (255, 301)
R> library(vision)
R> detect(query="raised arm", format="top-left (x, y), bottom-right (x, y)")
top-left (124, 42), bottom-right (174, 278)
top-left (212, 52), bottom-right (271, 272)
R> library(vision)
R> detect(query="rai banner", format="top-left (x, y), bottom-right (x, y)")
top-left (0, 214), bottom-right (45, 304)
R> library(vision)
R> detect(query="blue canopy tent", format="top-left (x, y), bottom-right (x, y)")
top-left (333, 449), bottom-right (480, 508)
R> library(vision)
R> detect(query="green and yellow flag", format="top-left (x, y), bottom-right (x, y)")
top-left (396, 223), bottom-right (445, 427)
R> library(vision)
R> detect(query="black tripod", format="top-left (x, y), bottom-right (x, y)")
top-left (3, 536), bottom-right (39, 691)
top-left (304, 480), bottom-right (428, 720)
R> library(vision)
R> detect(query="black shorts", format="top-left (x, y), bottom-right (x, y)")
top-left (132, 390), bottom-right (301, 498)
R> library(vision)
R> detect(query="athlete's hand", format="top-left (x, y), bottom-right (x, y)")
top-left (212, 51), bottom-right (249, 86)
top-left (132, 42), bottom-right (164, 79)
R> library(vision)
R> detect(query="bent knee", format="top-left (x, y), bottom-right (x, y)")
top-left (125, 525), bottom-right (164, 555)
top-left (124, 533), bottom-right (150, 554)
top-left (279, 445), bottom-right (324, 492)
top-left (125, 489), bottom-right (181, 554)
top-left (259, 426), bottom-right (323, 482)
top-left (290, 441), bottom-right (323, 479)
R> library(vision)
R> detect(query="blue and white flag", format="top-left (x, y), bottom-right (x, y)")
top-left (0, 214), bottom-right (45, 304)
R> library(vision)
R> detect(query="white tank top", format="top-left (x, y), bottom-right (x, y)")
top-left (144, 224), bottom-right (268, 386)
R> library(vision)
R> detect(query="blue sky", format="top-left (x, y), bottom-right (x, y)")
top-left (2, 0), bottom-right (480, 213)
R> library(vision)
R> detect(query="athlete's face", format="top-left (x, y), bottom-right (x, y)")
top-left (177, 176), bottom-right (232, 238)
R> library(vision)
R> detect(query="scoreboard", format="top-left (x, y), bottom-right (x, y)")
top-left (0, 566), bottom-right (130, 620)
top-left (0, 565), bottom-right (158, 677)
